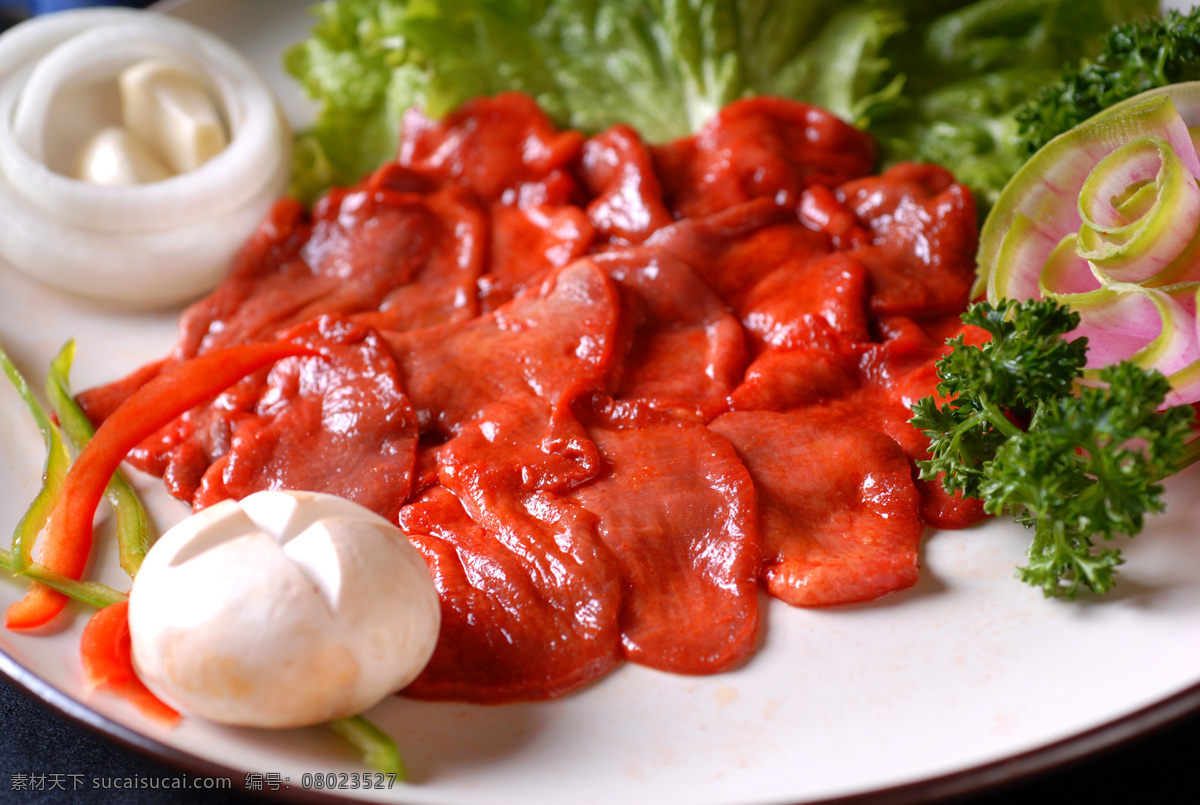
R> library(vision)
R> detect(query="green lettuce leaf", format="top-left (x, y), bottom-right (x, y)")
top-left (871, 0), bottom-right (1159, 211)
top-left (284, 0), bottom-right (1157, 205)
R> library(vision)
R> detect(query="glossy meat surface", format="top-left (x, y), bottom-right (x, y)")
top-left (80, 93), bottom-right (984, 702)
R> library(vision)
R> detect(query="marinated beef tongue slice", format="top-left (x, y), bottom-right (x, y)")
top-left (570, 400), bottom-right (761, 674)
top-left (730, 333), bottom-right (986, 531)
top-left (186, 315), bottom-right (419, 522)
top-left (398, 395), bottom-right (623, 703)
top-left (578, 124), bottom-right (674, 245)
top-left (710, 410), bottom-right (924, 607)
top-left (399, 91), bottom-right (585, 205)
top-left (838, 163), bottom-right (979, 319)
top-left (385, 259), bottom-right (621, 435)
top-left (594, 247), bottom-right (747, 421)
top-left (650, 96), bottom-right (876, 220)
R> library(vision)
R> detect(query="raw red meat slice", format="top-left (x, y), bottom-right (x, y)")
top-left (710, 411), bottom-right (923, 607)
top-left (399, 92), bottom-right (585, 203)
top-left (804, 336), bottom-right (987, 530)
top-left (569, 405), bottom-right (761, 673)
top-left (438, 395), bottom-right (601, 496)
top-left (344, 184), bottom-right (488, 331)
top-left (400, 395), bottom-right (623, 702)
top-left (185, 316), bottom-right (419, 521)
top-left (478, 202), bottom-right (596, 311)
top-left (729, 346), bottom-right (861, 412)
top-left (737, 251), bottom-right (871, 353)
top-left (595, 248), bottom-right (746, 419)
top-left (579, 125), bottom-right (674, 244)
top-left (797, 184), bottom-right (870, 250)
top-left (385, 260), bottom-right (620, 433)
top-left (167, 199), bottom-right (318, 358)
top-left (645, 198), bottom-right (830, 308)
top-left (731, 334), bottom-right (985, 530)
top-left (158, 168), bottom-right (485, 365)
top-left (839, 163), bottom-right (978, 318)
top-left (400, 485), bottom-right (622, 702)
top-left (652, 96), bottom-right (875, 219)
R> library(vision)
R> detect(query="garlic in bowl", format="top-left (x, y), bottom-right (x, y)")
top-left (73, 58), bottom-right (229, 185)
top-left (0, 8), bottom-right (290, 309)
top-left (128, 490), bottom-right (441, 729)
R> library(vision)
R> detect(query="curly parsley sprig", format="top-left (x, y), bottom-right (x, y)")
top-left (1016, 8), bottom-right (1200, 155)
top-left (911, 299), bottom-right (1197, 598)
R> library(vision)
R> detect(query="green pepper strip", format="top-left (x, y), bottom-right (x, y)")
top-left (329, 716), bottom-right (407, 779)
top-left (0, 343), bottom-right (71, 572)
top-left (0, 547), bottom-right (127, 609)
top-left (45, 341), bottom-right (149, 579)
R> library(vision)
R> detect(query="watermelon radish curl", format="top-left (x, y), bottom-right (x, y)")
top-left (978, 82), bottom-right (1200, 407)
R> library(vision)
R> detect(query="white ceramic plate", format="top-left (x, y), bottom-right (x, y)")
top-left (4, 1), bottom-right (1200, 803)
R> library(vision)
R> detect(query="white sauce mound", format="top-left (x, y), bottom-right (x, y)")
top-left (128, 490), bottom-right (441, 729)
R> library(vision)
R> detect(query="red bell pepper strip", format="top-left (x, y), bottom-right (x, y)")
top-left (47, 340), bottom-right (150, 579)
top-left (5, 339), bottom-right (318, 630)
top-left (80, 601), bottom-right (178, 727)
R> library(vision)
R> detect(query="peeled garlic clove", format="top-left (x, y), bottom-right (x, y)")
top-left (119, 59), bottom-right (227, 174)
top-left (74, 126), bottom-right (172, 186)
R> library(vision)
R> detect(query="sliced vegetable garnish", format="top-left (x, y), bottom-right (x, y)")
top-left (329, 715), bottom-right (406, 779)
top-left (980, 92), bottom-right (1200, 301)
top-left (0, 548), bottom-right (126, 609)
top-left (0, 339), bottom-right (127, 608)
top-left (1074, 136), bottom-right (1200, 277)
top-left (45, 340), bottom-right (149, 578)
top-left (80, 601), bottom-right (179, 727)
top-left (1046, 283), bottom-right (1200, 404)
top-left (978, 84), bottom-right (1200, 405)
top-left (5, 340), bottom-right (319, 630)
top-left (0, 341), bottom-right (71, 572)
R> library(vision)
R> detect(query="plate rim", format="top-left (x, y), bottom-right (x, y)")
top-left (0, 647), bottom-right (351, 805)
top-left (6, 631), bottom-right (1200, 805)
top-left (2, 0), bottom-right (1198, 802)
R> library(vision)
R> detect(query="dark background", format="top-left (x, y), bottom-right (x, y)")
top-left (1, 1), bottom-right (1200, 803)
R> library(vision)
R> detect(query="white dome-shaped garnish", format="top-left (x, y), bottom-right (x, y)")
top-left (128, 490), bottom-right (441, 729)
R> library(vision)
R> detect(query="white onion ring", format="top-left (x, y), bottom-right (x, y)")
top-left (11, 30), bottom-right (206, 164)
top-left (0, 167), bottom-right (281, 308)
top-left (4, 18), bottom-right (287, 233)
top-left (0, 8), bottom-right (137, 76)
top-left (0, 9), bottom-right (290, 308)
